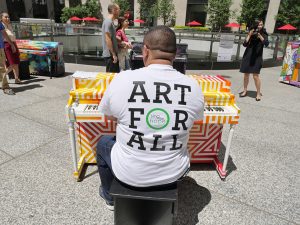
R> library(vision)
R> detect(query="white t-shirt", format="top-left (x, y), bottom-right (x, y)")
top-left (99, 64), bottom-right (204, 187)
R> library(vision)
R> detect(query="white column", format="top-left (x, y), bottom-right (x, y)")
top-left (24, 0), bottom-right (33, 18)
top-left (102, 0), bottom-right (111, 21)
top-left (174, 0), bottom-right (187, 26)
top-left (134, 0), bottom-right (140, 27)
top-left (265, 0), bottom-right (281, 34)
top-left (65, 0), bottom-right (70, 7)
top-left (47, 0), bottom-right (55, 19)
top-left (229, 0), bottom-right (242, 32)
top-left (0, 1), bottom-right (8, 13)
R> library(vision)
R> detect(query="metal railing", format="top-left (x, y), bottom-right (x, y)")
top-left (12, 22), bottom-right (299, 67)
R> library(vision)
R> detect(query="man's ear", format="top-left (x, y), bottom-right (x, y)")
top-left (143, 45), bottom-right (149, 66)
top-left (143, 45), bottom-right (148, 54)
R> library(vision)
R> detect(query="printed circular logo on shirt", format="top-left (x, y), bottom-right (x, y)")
top-left (146, 108), bottom-right (170, 130)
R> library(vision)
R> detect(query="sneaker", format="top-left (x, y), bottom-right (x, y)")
top-left (99, 186), bottom-right (114, 211)
top-left (3, 89), bottom-right (15, 95)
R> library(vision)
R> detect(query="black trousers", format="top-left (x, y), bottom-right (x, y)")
top-left (104, 56), bottom-right (120, 73)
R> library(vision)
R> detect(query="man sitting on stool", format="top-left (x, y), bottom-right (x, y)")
top-left (96, 26), bottom-right (204, 210)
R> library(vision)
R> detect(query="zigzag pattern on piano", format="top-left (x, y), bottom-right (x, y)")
top-left (72, 73), bottom-right (232, 98)
top-left (188, 123), bottom-right (223, 162)
top-left (75, 122), bottom-right (223, 164)
top-left (204, 92), bottom-right (235, 106)
top-left (75, 120), bottom-right (116, 163)
top-left (188, 75), bottom-right (231, 93)
top-left (74, 73), bottom-right (115, 90)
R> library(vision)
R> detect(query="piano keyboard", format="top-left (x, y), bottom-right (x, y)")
top-left (71, 104), bottom-right (239, 120)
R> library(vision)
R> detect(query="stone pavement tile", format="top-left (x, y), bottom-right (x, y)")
top-left (0, 112), bottom-right (65, 157)
top-left (0, 134), bottom-right (294, 225)
top-left (237, 102), bottom-right (300, 130)
top-left (28, 75), bottom-right (73, 90)
top-left (0, 135), bottom-right (113, 225)
top-left (189, 136), bottom-right (300, 224)
top-left (65, 63), bottom-right (105, 73)
top-left (175, 178), bottom-right (293, 225)
top-left (236, 112), bottom-right (300, 148)
top-left (0, 150), bottom-right (13, 165)
top-left (236, 80), bottom-right (300, 113)
top-left (0, 90), bottom-right (46, 113)
top-left (13, 95), bottom-right (69, 133)
top-left (10, 79), bottom-right (69, 99)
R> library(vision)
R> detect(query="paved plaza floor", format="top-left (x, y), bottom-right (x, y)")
top-left (0, 63), bottom-right (299, 225)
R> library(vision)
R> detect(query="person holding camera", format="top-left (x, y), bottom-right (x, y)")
top-left (239, 20), bottom-right (269, 101)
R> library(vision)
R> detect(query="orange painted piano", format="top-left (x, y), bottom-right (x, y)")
top-left (66, 72), bottom-right (240, 181)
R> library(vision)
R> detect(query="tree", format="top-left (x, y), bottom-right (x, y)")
top-left (85, 0), bottom-right (102, 20)
top-left (152, 0), bottom-right (176, 25)
top-left (60, 0), bottom-right (102, 23)
top-left (113, 0), bottom-right (131, 17)
top-left (276, 0), bottom-right (300, 29)
top-left (238, 0), bottom-right (265, 27)
top-left (137, 0), bottom-right (157, 26)
top-left (207, 0), bottom-right (233, 31)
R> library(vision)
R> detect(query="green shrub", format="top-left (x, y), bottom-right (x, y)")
top-left (173, 26), bottom-right (210, 32)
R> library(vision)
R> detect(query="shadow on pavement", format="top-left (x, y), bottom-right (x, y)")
top-left (245, 90), bottom-right (258, 99)
top-left (19, 78), bottom-right (46, 85)
top-left (175, 176), bottom-right (211, 225)
top-left (13, 84), bottom-right (43, 93)
top-left (190, 142), bottom-right (237, 178)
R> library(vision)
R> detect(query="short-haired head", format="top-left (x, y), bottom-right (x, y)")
top-left (143, 26), bottom-right (177, 54)
top-left (1, 12), bottom-right (9, 21)
top-left (108, 3), bottom-right (119, 14)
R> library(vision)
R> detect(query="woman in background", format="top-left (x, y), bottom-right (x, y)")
top-left (239, 20), bottom-right (269, 101)
top-left (1, 12), bottom-right (21, 84)
top-left (116, 17), bottom-right (132, 71)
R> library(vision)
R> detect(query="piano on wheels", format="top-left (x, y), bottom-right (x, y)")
top-left (66, 72), bottom-right (240, 181)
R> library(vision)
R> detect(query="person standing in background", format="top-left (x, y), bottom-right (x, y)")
top-left (0, 15), bottom-right (16, 95)
top-left (116, 17), bottom-right (132, 71)
top-left (239, 20), bottom-right (269, 101)
top-left (101, 3), bottom-right (120, 73)
top-left (1, 12), bottom-right (21, 84)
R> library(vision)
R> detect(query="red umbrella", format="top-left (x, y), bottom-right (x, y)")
top-left (278, 24), bottom-right (297, 30)
top-left (70, 16), bottom-right (82, 21)
top-left (225, 22), bottom-right (240, 28)
top-left (83, 17), bottom-right (100, 22)
top-left (187, 21), bottom-right (202, 26)
top-left (133, 19), bottom-right (145, 23)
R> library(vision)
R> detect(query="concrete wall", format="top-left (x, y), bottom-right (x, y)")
top-left (265, 0), bottom-right (281, 33)
top-left (101, 0), bottom-right (112, 21)
top-left (0, 1), bottom-right (8, 13)
top-left (24, 0), bottom-right (33, 18)
top-left (65, 0), bottom-right (70, 7)
top-left (229, 0), bottom-right (242, 32)
top-left (174, 0), bottom-right (187, 26)
top-left (46, 0), bottom-right (54, 19)
top-left (133, 0), bottom-right (140, 26)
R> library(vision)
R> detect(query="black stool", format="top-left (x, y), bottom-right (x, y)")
top-left (110, 179), bottom-right (178, 225)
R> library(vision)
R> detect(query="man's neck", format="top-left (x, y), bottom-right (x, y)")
top-left (108, 14), bottom-right (116, 20)
top-left (146, 59), bottom-right (173, 66)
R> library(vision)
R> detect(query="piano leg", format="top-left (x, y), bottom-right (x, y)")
top-left (220, 124), bottom-right (236, 179)
top-left (68, 121), bottom-right (78, 177)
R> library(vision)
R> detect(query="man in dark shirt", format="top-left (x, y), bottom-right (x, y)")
top-left (102, 3), bottom-right (120, 73)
